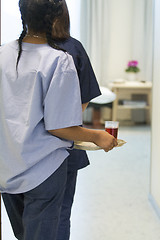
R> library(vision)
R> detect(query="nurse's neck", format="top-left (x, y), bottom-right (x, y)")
top-left (23, 31), bottom-right (47, 44)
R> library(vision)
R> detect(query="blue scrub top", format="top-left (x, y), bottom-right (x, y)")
top-left (0, 41), bottom-right (83, 193)
top-left (56, 37), bottom-right (101, 170)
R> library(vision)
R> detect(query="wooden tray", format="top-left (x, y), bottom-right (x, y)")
top-left (74, 139), bottom-right (126, 151)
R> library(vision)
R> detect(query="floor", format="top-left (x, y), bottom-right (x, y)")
top-left (2, 125), bottom-right (160, 240)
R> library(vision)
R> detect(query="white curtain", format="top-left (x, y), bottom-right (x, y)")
top-left (81, 0), bottom-right (109, 86)
top-left (80, 0), bottom-right (153, 86)
top-left (131, 0), bottom-right (154, 82)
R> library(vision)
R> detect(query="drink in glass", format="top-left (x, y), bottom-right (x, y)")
top-left (105, 121), bottom-right (119, 139)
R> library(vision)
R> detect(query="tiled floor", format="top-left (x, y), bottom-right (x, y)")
top-left (2, 125), bottom-right (160, 240)
top-left (70, 125), bottom-right (160, 240)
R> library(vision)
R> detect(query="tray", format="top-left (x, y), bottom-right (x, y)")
top-left (74, 139), bottom-right (126, 151)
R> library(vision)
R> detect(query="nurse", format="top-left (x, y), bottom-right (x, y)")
top-left (52, 1), bottom-right (103, 239)
top-left (0, 0), bottom-right (117, 239)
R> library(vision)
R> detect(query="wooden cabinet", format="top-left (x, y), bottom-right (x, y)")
top-left (109, 81), bottom-right (152, 123)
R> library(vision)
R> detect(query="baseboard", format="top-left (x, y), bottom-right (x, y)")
top-left (148, 194), bottom-right (160, 219)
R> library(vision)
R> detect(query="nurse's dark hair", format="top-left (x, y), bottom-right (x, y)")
top-left (52, 0), bottom-right (70, 40)
top-left (17, 0), bottom-right (68, 68)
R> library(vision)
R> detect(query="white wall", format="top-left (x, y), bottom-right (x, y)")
top-left (1, 0), bottom-right (21, 44)
top-left (150, 0), bottom-right (160, 214)
top-left (66, 0), bottom-right (81, 40)
top-left (1, 0), bottom-right (80, 44)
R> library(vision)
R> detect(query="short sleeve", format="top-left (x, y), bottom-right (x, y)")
top-left (56, 38), bottom-right (101, 104)
top-left (75, 43), bottom-right (101, 104)
top-left (43, 53), bottom-right (82, 130)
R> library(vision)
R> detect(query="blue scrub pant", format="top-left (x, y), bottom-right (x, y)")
top-left (2, 160), bottom-right (67, 240)
top-left (56, 170), bottom-right (78, 240)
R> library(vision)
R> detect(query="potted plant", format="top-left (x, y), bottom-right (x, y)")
top-left (125, 60), bottom-right (140, 81)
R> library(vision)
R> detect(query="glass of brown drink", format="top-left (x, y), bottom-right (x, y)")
top-left (105, 121), bottom-right (119, 139)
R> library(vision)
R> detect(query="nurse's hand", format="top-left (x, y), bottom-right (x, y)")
top-left (93, 130), bottom-right (118, 152)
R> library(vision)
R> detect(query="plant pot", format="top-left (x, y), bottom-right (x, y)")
top-left (126, 72), bottom-right (137, 81)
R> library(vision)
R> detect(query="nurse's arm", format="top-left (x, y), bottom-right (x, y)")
top-left (48, 126), bottom-right (117, 152)
top-left (82, 102), bottom-right (89, 112)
